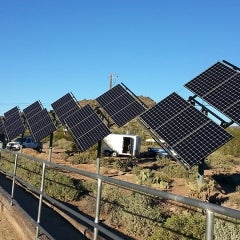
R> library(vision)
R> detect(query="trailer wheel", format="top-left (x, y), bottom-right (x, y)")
top-left (112, 151), bottom-right (118, 157)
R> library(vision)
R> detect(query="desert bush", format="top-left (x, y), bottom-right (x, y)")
top-left (219, 127), bottom-right (240, 157)
top-left (148, 210), bottom-right (205, 240)
top-left (101, 185), bottom-right (165, 239)
top-left (1, 154), bottom-right (84, 201)
top-left (214, 217), bottom-right (240, 240)
top-left (207, 152), bottom-right (237, 170)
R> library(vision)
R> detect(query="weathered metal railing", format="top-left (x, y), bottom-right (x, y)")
top-left (0, 148), bottom-right (240, 240)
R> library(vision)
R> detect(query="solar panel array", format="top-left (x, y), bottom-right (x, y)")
top-left (139, 92), bottom-right (233, 168)
top-left (51, 93), bottom-right (80, 125)
top-left (0, 61), bottom-right (237, 169)
top-left (3, 106), bottom-right (25, 140)
top-left (96, 84), bottom-right (146, 127)
top-left (64, 104), bottom-right (111, 152)
top-left (185, 61), bottom-right (240, 125)
top-left (23, 101), bottom-right (56, 142)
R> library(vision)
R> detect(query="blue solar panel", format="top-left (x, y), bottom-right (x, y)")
top-left (139, 92), bottom-right (233, 168)
top-left (0, 118), bottom-right (5, 135)
top-left (23, 102), bottom-right (56, 142)
top-left (140, 93), bottom-right (189, 130)
top-left (4, 106), bottom-right (25, 140)
top-left (185, 61), bottom-right (240, 125)
top-left (64, 104), bottom-right (111, 152)
top-left (96, 84), bottom-right (146, 127)
top-left (23, 101), bottom-right (42, 119)
top-left (51, 93), bottom-right (80, 125)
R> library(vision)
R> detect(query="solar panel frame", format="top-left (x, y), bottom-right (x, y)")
top-left (23, 103), bottom-right (56, 142)
top-left (26, 109), bottom-right (56, 142)
top-left (184, 62), bottom-right (236, 97)
top-left (172, 121), bottom-right (232, 168)
top-left (0, 118), bottom-right (5, 135)
top-left (140, 93), bottom-right (189, 130)
top-left (139, 92), bottom-right (233, 168)
top-left (64, 104), bottom-right (111, 152)
top-left (184, 61), bottom-right (240, 125)
top-left (51, 93), bottom-right (80, 125)
top-left (23, 101), bottom-right (42, 119)
top-left (4, 106), bottom-right (25, 140)
top-left (96, 84), bottom-right (146, 127)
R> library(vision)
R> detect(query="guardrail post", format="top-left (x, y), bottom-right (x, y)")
top-left (35, 162), bottom-right (46, 239)
top-left (206, 209), bottom-right (214, 240)
top-left (93, 141), bottom-right (102, 240)
top-left (10, 153), bottom-right (18, 206)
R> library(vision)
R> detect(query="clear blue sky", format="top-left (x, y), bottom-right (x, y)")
top-left (1, 0), bottom-right (240, 116)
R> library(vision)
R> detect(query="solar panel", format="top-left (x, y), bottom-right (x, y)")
top-left (96, 84), bottom-right (146, 127)
top-left (23, 101), bottom-right (42, 119)
top-left (139, 92), bottom-right (233, 168)
top-left (184, 61), bottom-right (240, 125)
top-left (4, 106), bottom-right (25, 140)
top-left (23, 102), bottom-right (56, 142)
top-left (0, 118), bottom-right (5, 135)
top-left (51, 93), bottom-right (80, 125)
top-left (64, 104), bottom-right (111, 152)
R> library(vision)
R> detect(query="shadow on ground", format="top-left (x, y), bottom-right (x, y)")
top-left (0, 172), bottom-right (133, 240)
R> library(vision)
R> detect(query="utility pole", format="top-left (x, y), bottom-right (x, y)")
top-left (110, 73), bottom-right (113, 89)
top-left (109, 73), bottom-right (118, 89)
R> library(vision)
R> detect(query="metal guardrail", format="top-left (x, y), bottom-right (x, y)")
top-left (0, 148), bottom-right (240, 240)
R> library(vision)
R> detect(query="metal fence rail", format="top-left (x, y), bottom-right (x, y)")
top-left (0, 148), bottom-right (240, 240)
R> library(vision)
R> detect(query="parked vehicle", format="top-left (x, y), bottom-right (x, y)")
top-left (102, 133), bottom-right (141, 157)
top-left (139, 147), bottom-right (169, 160)
top-left (6, 141), bottom-right (21, 151)
top-left (147, 147), bottom-right (168, 158)
top-left (6, 136), bottom-right (42, 152)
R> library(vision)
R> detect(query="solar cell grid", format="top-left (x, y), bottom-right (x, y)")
top-left (23, 101), bottom-right (42, 118)
top-left (25, 108), bottom-right (56, 141)
top-left (64, 104), bottom-right (111, 152)
top-left (4, 106), bottom-right (19, 119)
top-left (138, 92), bottom-right (233, 168)
top-left (111, 101), bottom-right (145, 127)
top-left (32, 124), bottom-right (56, 142)
top-left (185, 62), bottom-right (236, 97)
top-left (96, 84), bottom-right (126, 107)
top-left (140, 92), bottom-right (189, 130)
top-left (96, 84), bottom-right (145, 127)
top-left (184, 61), bottom-right (240, 125)
top-left (173, 121), bottom-right (232, 168)
top-left (0, 119), bottom-right (4, 135)
top-left (100, 91), bottom-right (135, 116)
top-left (5, 121), bottom-right (25, 140)
top-left (4, 106), bottom-right (25, 140)
top-left (51, 93), bottom-right (80, 125)
top-left (155, 106), bottom-right (209, 146)
top-left (223, 101), bottom-right (240, 125)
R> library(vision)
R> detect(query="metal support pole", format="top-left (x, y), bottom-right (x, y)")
top-left (94, 140), bottom-right (102, 240)
top-left (197, 160), bottom-right (204, 185)
top-left (206, 209), bottom-right (214, 240)
top-left (10, 153), bottom-right (18, 206)
top-left (36, 162), bottom-right (46, 239)
top-left (48, 133), bottom-right (53, 162)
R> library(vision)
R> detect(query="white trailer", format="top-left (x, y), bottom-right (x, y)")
top-left (102, 133), bottom-right (141, 157)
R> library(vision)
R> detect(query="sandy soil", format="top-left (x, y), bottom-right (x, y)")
top-left (0, 214), bottom-right (24, 240)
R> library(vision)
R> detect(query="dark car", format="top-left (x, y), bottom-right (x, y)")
top-left (148, 147), bottom-right (168, 158)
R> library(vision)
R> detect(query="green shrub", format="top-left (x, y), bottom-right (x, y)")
top-left (101, 185), bottom-right (165, 239)
top-left (214, 217), bottom-right (240, 240)
top-left (1, 154), bottom-right (84, 202)
top-left (148, 211), bottom-right (205, 240)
